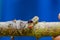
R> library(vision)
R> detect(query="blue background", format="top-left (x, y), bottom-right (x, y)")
top-left (0, 0), bottom-right (60, 40)
top-left (0, 0), bottom-right (60, 22)
top-left (0, 36), bottom-right (52, 40)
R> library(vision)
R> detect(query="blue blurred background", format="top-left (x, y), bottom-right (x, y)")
top-left (0, 0), bottom-right (60, 40)
top-left (0, 0), bottom-right (60, 22)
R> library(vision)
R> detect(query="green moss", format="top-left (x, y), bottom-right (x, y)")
top-left (0, 26), bottom-right (60, 38)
